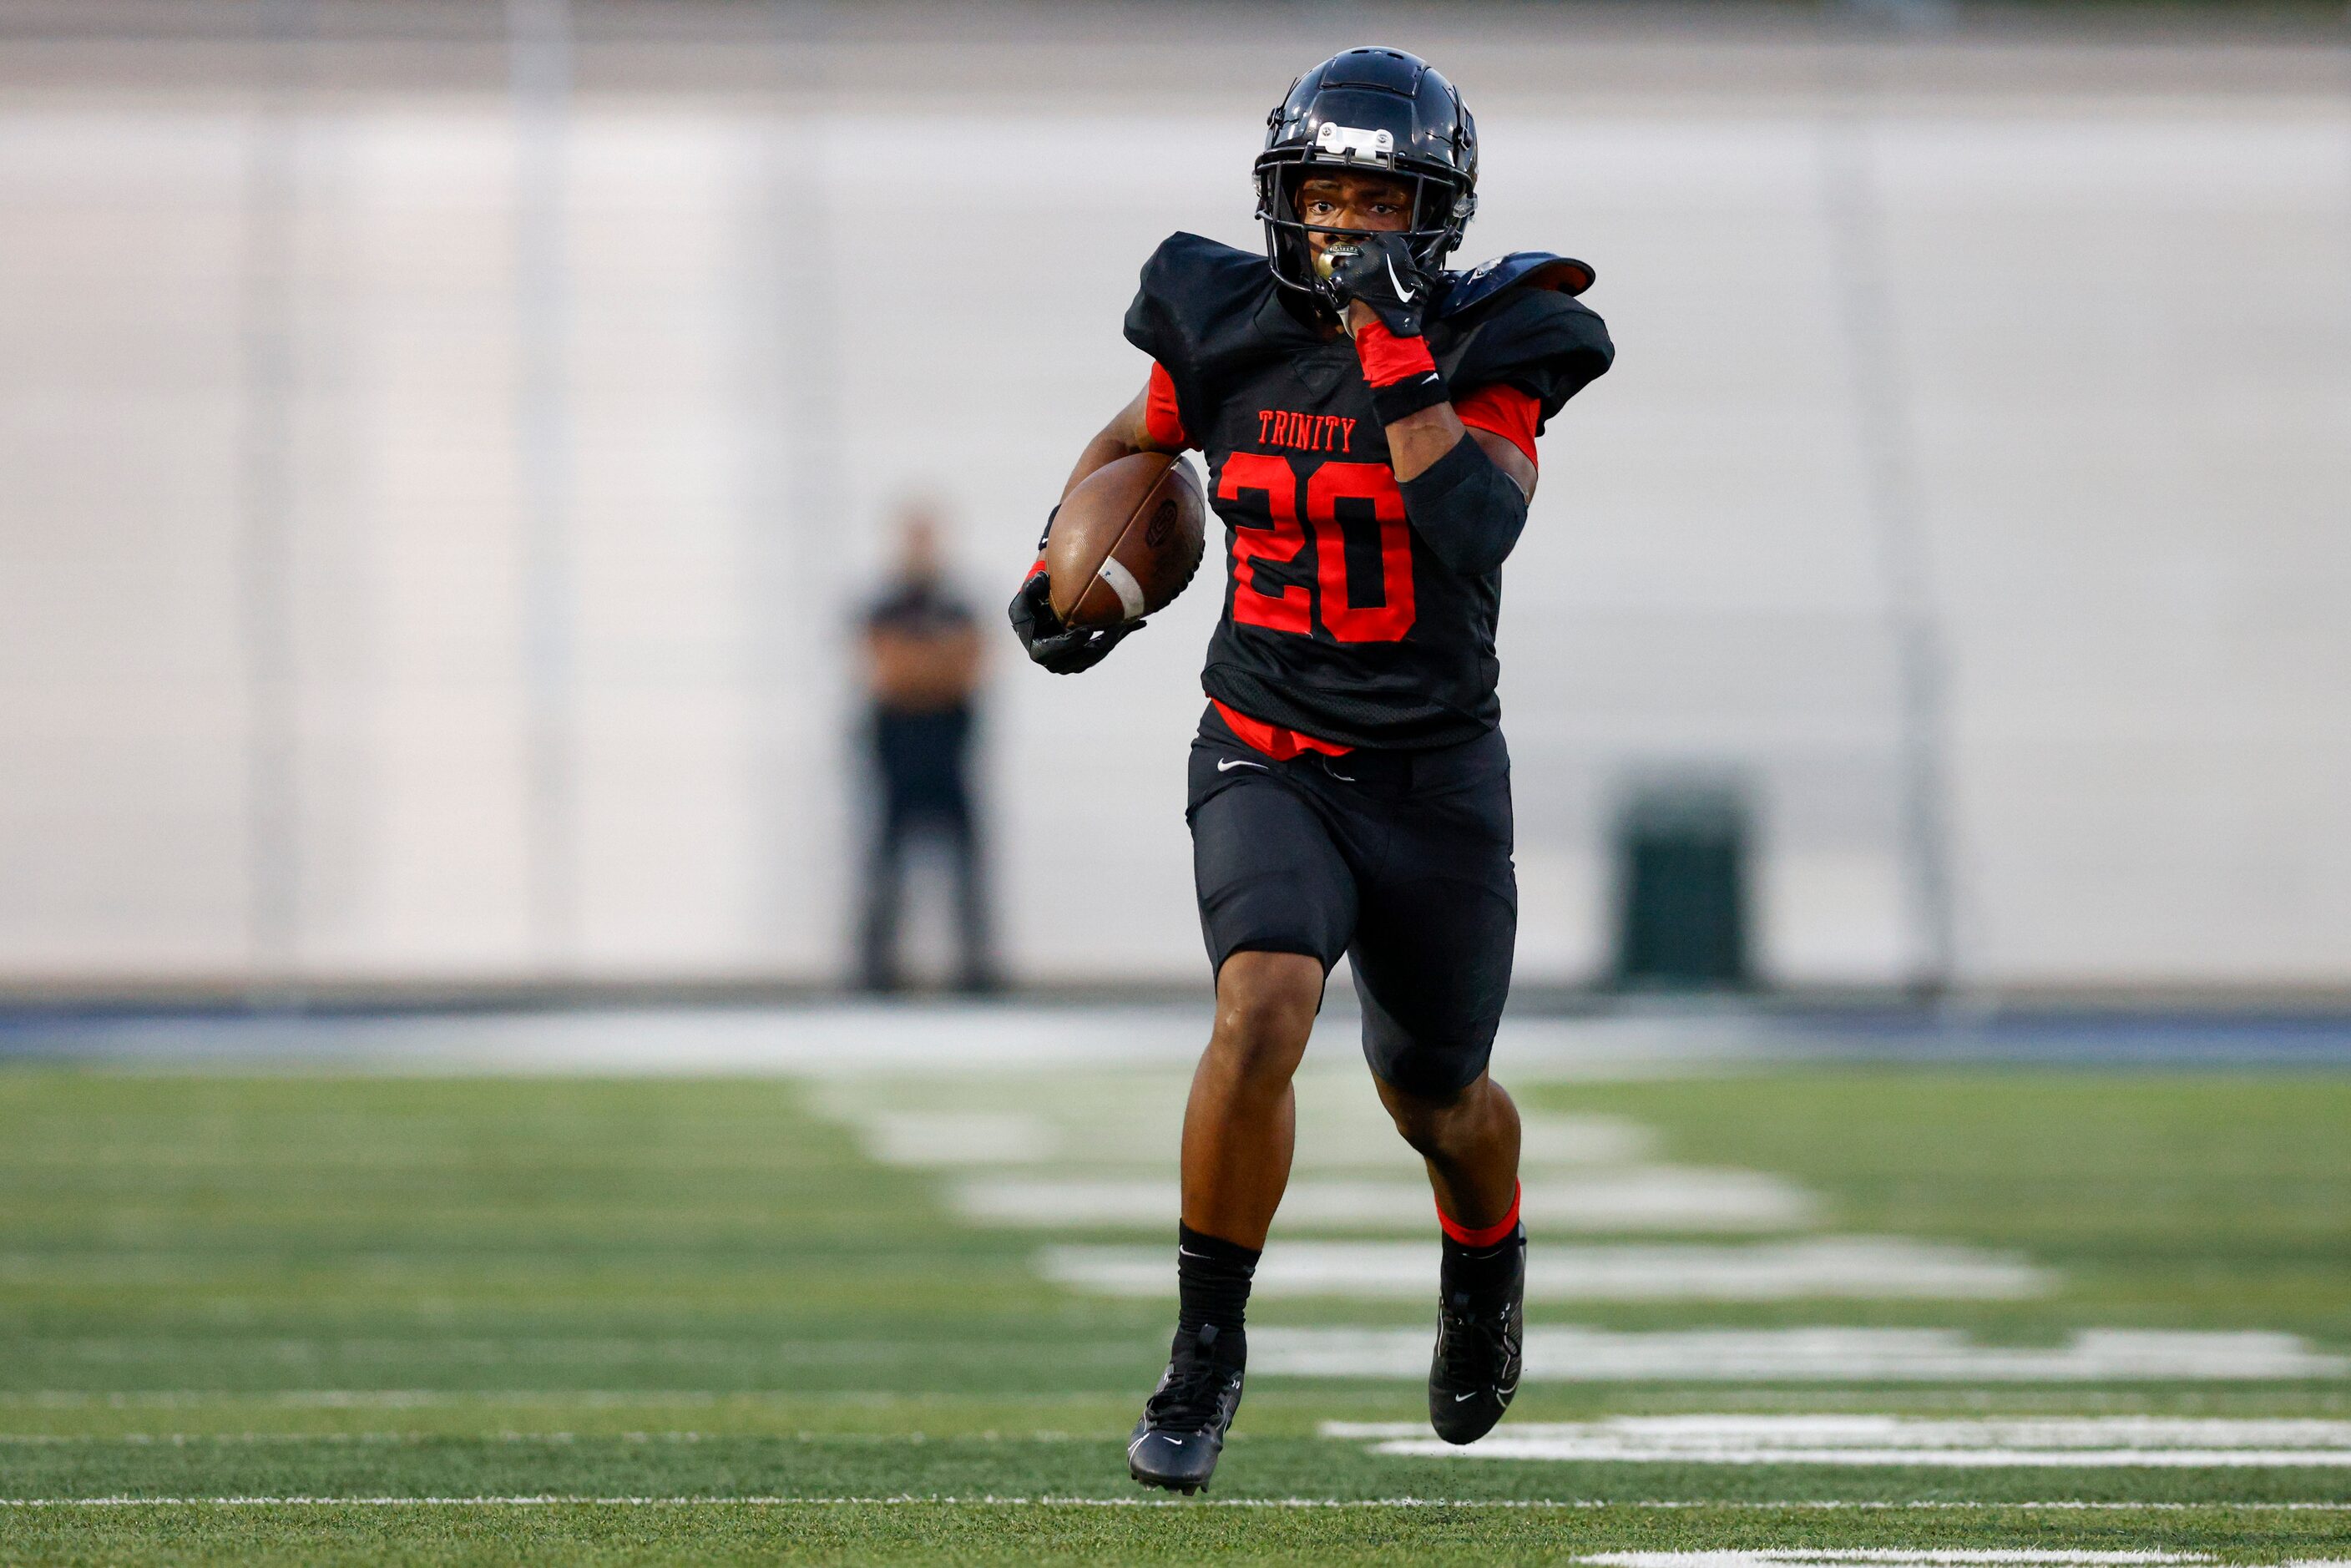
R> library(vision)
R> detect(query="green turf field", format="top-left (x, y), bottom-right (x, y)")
top-left (2, 1055), bottom-right (2347, 1564)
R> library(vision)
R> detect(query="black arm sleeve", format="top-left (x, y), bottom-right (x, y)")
top-left (1398, 433), bottom-right (1530, 578)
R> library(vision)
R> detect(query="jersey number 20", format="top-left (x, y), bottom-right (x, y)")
top-left (1217, 453), bottom-right (1416, 643)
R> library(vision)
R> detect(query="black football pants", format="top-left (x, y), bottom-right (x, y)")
top-left (1185, 704), bottom-right (1516, 1100)
top-left (858, 796), bottom-right (994, 994)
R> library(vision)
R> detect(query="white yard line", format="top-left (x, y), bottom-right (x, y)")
top-left (1581, 1558), bottom-right (2351, 1568)
top-left (0, 1432), bottom-right (1093, 1446)
top-left (1046, 1238), bottom-right (2050, 1301)
top-left (1375, 1442), bottom-right (2351, 1468)
top-left (1573, 1556), bottom-right (2207, 1567)
top-left (1580, 1560), bottom-right (2200, 1568)
top-left (1328, 1419), bottom-right (2351, 1445)
top-left (19, 1418), bottom-right (2351, 1451)
top-left (956, 1169), bottom-right (1816, 1232)
top-left (1260, 1328), bottom-right (2350, 1383)
top-left (863, 1113), bottom-right (1057, 1165)
top-left (1327, 1415), bottom-right (2351, 1467)
top-left (823, 1090), bottom-right (1656, 1174)
top-left (0, 1433), bottom-right (707, 1444)
top-left (15, 1008), bottom-right (1792, 1078)
top-left (0, 1391), bottom-right (730, 1407)
top-left (0, 1496), bottom-right (2344, 1512)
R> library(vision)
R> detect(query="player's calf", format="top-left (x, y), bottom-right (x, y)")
top-left (1128, 1227), bottom-right (1258, 1492)
top-left (1377, 1075), bottom-right (1526, 1443)
top-left (1428, 1186), bottom-right (1525, 1444)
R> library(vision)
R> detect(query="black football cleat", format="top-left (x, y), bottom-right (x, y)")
top-left (1127, 1323), bottom-right (1246, 1494)
top-left (1428, 1224), bottom-right (1525, 1444)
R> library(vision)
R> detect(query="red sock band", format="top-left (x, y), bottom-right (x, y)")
top-left (1354, 318), bottom-right (1438, 388)
top-left (1438, 1181), bottom-right (1521, 1248)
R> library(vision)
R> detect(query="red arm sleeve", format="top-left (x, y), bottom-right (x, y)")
top-left (1144, 362), bottom-right (1193, 450)
top-left (1453, 383), bottom-right (1541, 469)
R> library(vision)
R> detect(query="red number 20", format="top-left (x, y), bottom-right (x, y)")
top-left (1216, 454), bottom-right (1416, 644)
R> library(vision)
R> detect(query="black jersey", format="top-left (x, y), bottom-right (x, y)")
top-left (1125, 233), bottom-right (1613, 750)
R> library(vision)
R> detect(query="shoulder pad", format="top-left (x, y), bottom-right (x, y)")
top-left (1125, 233), bottom-right (1286, 438)
top-left (1135, 232), bottom-right (1267, 317)
top-left (1438, 274), bottom-right (1614, 431)
top-left (1438, 251), bottom-right (1596, 318)
top-left (1126, 233), bottom-right (1274, 361)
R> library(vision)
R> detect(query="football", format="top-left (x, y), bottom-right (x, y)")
top-left (1045, 451), bottom-right (1208, 629)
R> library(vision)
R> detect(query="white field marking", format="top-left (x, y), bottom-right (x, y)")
top-left (955, 1167), bottom-right (1815, 1232)
top-left (1575, 1555), bottom-right (2206, 1567)
top-left (1044, 1237), bottom-right (2050, 1301)
top-left (861, 1113), bottom-right (1054, 1165)
top-left (0, 1391), bottom-right (728, 1408)
top-left (1258, 1328), bottom-right (2351, 1382)
top-left (1333, 1415), bottom-right (2351, 1468)
top-left (1377, 1444), bottom-right (2351, 1469)
top-left (1329, 1418), bottom-right (2351, 1446)
top-left (0, 1433), bottom-right (1095, 1449)
top-left (60, 1007), bottom-right (1768, 1079)
top-left (1579, 1559), bottom-right (2351, 1568)
top-left (1516, 1114), bottom-right (1657, 1167)
top-left (0, 1433), bottom-right (715, 1444)
top-left (817, 1075), bottom-right (1655, 1165)
top-left (819, 1077), bottom-right (1655, 1172)
top-left (0, 1498), bottom-right (2343, 1515)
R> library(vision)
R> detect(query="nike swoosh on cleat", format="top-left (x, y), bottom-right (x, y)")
top-left (1453, 1391), bottom-right (1480, 1402)
top-left (1216, 758), bottom-right (1268, 772)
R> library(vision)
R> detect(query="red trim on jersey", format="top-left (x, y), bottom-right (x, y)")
top-left (1438, 1181), bottom-right (1521, 1248)
top-left (1211, 698), bottom-right (1354, 759)
top-left (1353, 319), bottom-right (1439, 389)
top-left (1454, 383), bottom-right (1542, 468)
top-left (1144, 362), bottom-right (1192, 449)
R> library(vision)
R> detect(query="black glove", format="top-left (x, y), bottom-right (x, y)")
top-left (1318, 232), bottom-right (1431, 338)
top-left (1008, 569), bottom-right (1141, 675)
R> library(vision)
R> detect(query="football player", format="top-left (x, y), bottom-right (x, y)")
top-left (1009, 47), bottom-right (1614, 1493)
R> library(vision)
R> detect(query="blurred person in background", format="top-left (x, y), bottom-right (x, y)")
top-left (857, 503), bottom-right (996, 994)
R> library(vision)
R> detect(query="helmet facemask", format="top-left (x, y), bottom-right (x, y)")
top-left (1255, 154), bottom-right (1474, 299)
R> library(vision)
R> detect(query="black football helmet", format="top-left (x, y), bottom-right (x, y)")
top-left (1254, 47), bottom-right (1479, 296)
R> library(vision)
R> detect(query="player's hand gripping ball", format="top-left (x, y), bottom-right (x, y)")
top-left (1007, 569), bottom-right (1130, 675)
top-left (1318, 232), bottom-right (1431, 339)
top-left (1009, 453), bottom-right (1206, 674)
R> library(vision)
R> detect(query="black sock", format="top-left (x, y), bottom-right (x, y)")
top-left (1441, 1222), bottom-right (1524, 1302)
top-left (1176, 1223), bottom-right (1260, 1361)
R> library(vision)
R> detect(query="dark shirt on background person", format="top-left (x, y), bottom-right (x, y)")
top-left (858, 516), bottom-right (994, 993)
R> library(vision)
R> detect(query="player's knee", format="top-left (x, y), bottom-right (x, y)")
top-left (1384, 1094), bottom-right (1461, 1156)
top-left (1378, 1073), bottom-right (1489, 1157)
top-left (1211, 950), bottom-right (1322, 1080)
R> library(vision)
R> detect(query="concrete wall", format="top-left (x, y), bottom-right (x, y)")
top-left (0, 5), bottom-right (2344, 993)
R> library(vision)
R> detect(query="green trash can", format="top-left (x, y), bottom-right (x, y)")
top-left (1611, 782), bottom-right (1752, 990)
